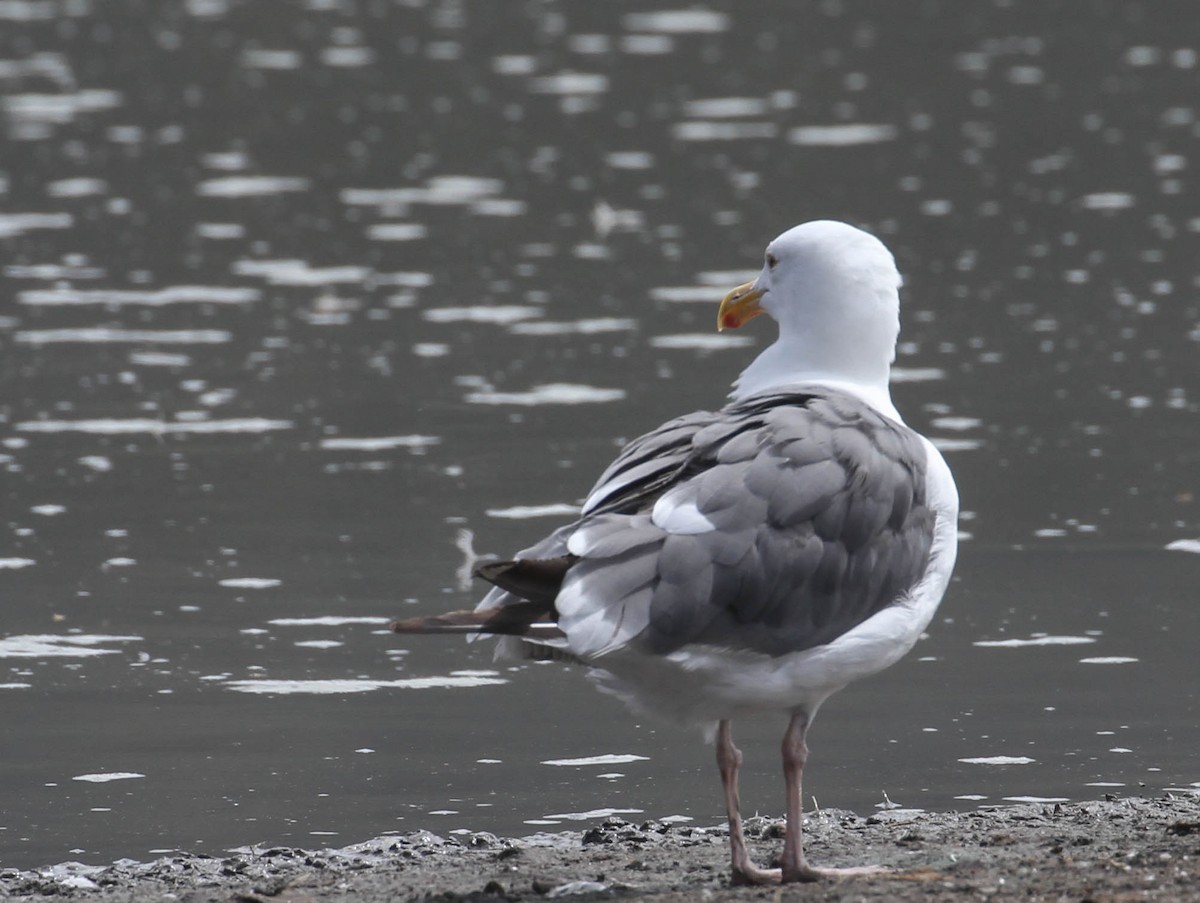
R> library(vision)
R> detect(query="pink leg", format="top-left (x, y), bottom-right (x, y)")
top-left (779, 712), bottom-right (890, 883)
top-left (715, 720), bottom-right (780, 886)
top-left (779, 712), bottom-right (819, 882)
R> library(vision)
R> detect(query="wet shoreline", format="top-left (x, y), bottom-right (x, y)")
top-left (2, 795), bottom-right (1196, 901)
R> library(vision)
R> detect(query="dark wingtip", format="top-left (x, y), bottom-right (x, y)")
top-left (472, 555), bottom-right (577, 604)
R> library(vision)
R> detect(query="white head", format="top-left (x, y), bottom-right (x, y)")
top-left (717, 220), bottom-right (903, 417)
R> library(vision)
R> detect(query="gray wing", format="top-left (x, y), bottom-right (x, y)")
top-left (557, 388), bottom-right (935, 658)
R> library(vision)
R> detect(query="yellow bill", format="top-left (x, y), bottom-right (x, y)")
top-left (717, 280), bottom-right (766, 332)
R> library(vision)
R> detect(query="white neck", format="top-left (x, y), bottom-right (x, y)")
top-left (731, 341), bottom-right (902, 423)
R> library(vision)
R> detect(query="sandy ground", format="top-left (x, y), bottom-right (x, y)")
top-left (2, 796), bottom-right (1197, 902)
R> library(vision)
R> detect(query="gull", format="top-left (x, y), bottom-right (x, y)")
top-left (393, 220), bottom-right (959, 884)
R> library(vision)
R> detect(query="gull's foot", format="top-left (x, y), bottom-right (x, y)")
top-left (782, 863), bottom-right (892, 883)
top-left (730, 863), bottom-right (782, 886)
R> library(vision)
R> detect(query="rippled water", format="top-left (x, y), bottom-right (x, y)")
top-left (1, 0), bottom-right (1197, 869)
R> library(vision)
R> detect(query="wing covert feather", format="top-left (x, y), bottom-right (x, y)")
top-left (504, 387), bottom-right (936, 659)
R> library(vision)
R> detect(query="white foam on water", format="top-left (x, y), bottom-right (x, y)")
top-left (529, 72), bottom-right (609, 95)
top-left (224, 675), bottom-right (509, 694)
top-left (128, 351), bottom-right (192, 366)
top-left (197, 176), bottom-right (310, 197)
top-left (1079, 657), bottom-right (1139, 664)
top-left (423, 305), bottom-right (542, 324)
top-left (606, 151), bottom-right (654, 170)
top-left (5, 262), bottom-right (105, 279)
top-left (1166, 538), bottom-right (1200, 553)
top-left (414, 343), bottom-right (450, 357)
top-left (542, 808), bottom-right (645, 821)
top-left (465, 383), bottom-right (625, 406)
top-left (267, 616), bottom-right (391, 626)
top-left (696, 269), bottom-right (760, 285)
top-left (470, 198), bottom-right (528, 216)
top-left (622, 10), bottom-right (729, 32)
top-left (958, 756), bottom-right (1037, 765)
top-left (15, 328), bottom-right (231, 345)
top-left (342, 177), bottom-right (504, 207)
top-left (493, 54), bottom-right (536, 75)
top-left (294, 640), bottom-right (343, 649)
top-left (72, 772), bottom-right (145, 783)
top-left (375, 271), bottom-right (433, 289)
top-left (486, 503), bottom-right (580, 519)
top-left (3, 89), bottom-right (122, 123)
top-left (195, 223), bottom-right (245, 240)
top-left (890, 367), bottom-right (946, 382)
top-left (46, 177), bottom-right (107, 197)
top-left (18, 286), bottom-right (260, 306)
top-left (16, 417), bottom-right (292, 434)
top-left (319, 435), bottom-right (440, 451)
top-left (931, 416), bottom-right (983, 430)
top-left (1081, 192), bottom-right (1134, 210)
top-left (0, 558), bottom-right (36, 569)
top-left (931, 438), bottom-right (984, 452)
top-left (0, 634), bottom-right (141, 658)
top-left (322, 46), bottom-right (374, 67)
top-left (621, 34), bottom-right (674, 55)
top-left (241, 48), bottom-right (301, 69)
top-left (0, 212), bottom-right (73, 237)
top-left (649, 286), bottom-right (721, 303)
top-left (0, 4), bottom-right (58, 23)
top-left (509, 317), bottom-right (636, 335)
top-left (541, 754), bottom-right (650, 767)
top-left (974, 635), bottom-right (1095, 648)
top-left (218, 578), bottom-right (281, 589)
top-left (683, 97), bottom-right (770, 118)
top-left (649, 333), bottom-right (755, 350)
top-left (230, 258), bottom-right (370, 286)
top-left (366, 223), bottom-right (428, 241)
top-left (789, 123), bottom-right (898, 146)
top-left (673, 122), bottom-right (778, 141)
top-left (1003, 796), bottom-right (1069, 804)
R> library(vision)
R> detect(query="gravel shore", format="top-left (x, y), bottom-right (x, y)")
top-left (2, 796), bottom-right (1197, 902)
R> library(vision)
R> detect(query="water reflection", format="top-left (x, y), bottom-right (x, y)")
top-left (0, 0), bottom-right (1197, 871)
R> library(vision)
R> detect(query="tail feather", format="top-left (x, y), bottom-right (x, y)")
top-left (392, 554), bottom-right (577, 641)
top-left (473, 555), bottom-right (576, 605)
top-left (390, 599), bottom-right (564, 639)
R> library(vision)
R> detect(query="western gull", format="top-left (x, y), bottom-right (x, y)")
top-left (392, 220), bottom-right (959, 884)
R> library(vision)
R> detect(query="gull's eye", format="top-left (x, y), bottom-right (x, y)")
top-left (766, 252), bottom-right (779, 269)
